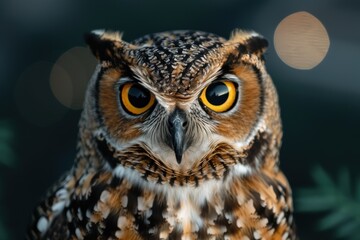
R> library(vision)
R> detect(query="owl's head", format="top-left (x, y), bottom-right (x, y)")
top-left (81, 30), bottom-right (281, 186)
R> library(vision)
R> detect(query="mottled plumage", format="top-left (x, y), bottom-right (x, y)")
top-left (27, 29), bottom-right (296, 239)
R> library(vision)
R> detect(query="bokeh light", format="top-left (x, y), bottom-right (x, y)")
top-left (50, 64), bottom-right (73, 110)
top-left (274, 11), bottom-right (330, 70)
top-left (14, 61), bottom-right (68, 126)
top-left (50, 47), bottom-right (97, 110)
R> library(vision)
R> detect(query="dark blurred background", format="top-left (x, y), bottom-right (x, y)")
top-left (1, 0), bottom-right (360, 239)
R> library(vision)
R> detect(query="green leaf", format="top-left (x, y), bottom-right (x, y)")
top-left (338, 167), bottom-right (351, 197)
top-left (297, 165), bottom-right (360, 238)
top-left (334, 219), bottom-right (360, 239)
top-left (356, 176), bottom-right (360, 201)
top-left (317, 206), bottom-right (351, 230)
top-left (296, 192), bottom-right (339, 212)
top-left (311, 165), bottom-right (336, 192)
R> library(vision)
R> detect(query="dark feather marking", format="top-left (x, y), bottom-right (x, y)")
top-left (237, 43), bottom-right (248, 54)
top-left (200, 201), bottom-right (216, 220)
top-left (69, 180), bottom-right (109, 233)
top-left (84, 223), bottom-right (100, 240)
top-left (161, 169), bottom-right (167, 178)
top-left (200, 201), bottom-right (210, 218)
top-left (135, 214), bottom-right (154, 240)
top-left (221, 51), bottom-right (242, 74)
top-left (185, 175), bottom-right (190, 184)
top-left (147, 196), bottom-right (167, 230)
top-left (95, 138), bottom-right (117, 168)
top-left (199, 161), bottom-right (205, 176)
top-left (245, 131), bottom-right (269, 166)
top-left (213, 214), bottom-right (233, 236)
top-left (127, 185), bottom-right (142, 214)
top-left (284, 208), bottom-right (296, 233)
top-left (80, 179), bottom-right (109, 221)
top-left (212, 171), bottom-right (220, 180)
top-left (168, 227), bottom-right (182, 240)
top-left (180, 42), bottom-right (223, 79)
top-left (147, 160), bottom-right (155, 171)
top-left (93, 67), bottom-right (107, 127)
top-left (136, 196), bottom-right (166, 240)
top-left (63, 179), bottom-right (109, 237)
top-left (169, 176), bottom-right (176, 186)
top-left (247, 228), bottom-right (257, 240)
top-left (152, 51), bottom-right (165, 79)
top-left (208, 159), bottom-right (217, 171)
top-left (156, 175), bottom-right (163, 184)
top-left (157, 45), bottom-right (175, 79)
top-left (110, 175), bottom-right (123, 188)
top-left (84, 32), bottom-right (116, 62)
top-left (216, 154), bottom-right (230, 180)
top-left (90, 171), bottom-right (102, 185)
top-left (194, 176), bottom-right (199, 187)
top-left (42, 213), bottom-right (68, 240)
top-left (245, 36), bottom-right (268, 54)
top-left (222, 194), bottom-right (240, 235)
top-left (262, 175), bottom-right (284, 201)
top-left (250, 190), bottom-right (278, 230)
top-left (143, 170), bottom-right (151, 180)
top-left (102, 211), bottom-right (120, 239)
top-left (198, 226), bottom-right (209, 239)
top-left (251, 64), bottom-right (265, 117)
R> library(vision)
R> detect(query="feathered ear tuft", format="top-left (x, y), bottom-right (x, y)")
top-left (229, 29), bottom-right (268, 56)
top-left (84, 30), bottom-right (124, 62)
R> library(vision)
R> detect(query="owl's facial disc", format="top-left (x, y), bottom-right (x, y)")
top-left (140, 76), bottom-right (243, 168)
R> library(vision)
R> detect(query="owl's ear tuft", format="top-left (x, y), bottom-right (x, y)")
top-left (229, 30), bottom-right (268, 56)
top-left (84, 30), bottom-right (124, 62)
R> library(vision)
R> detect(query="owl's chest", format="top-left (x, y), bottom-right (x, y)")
top-left (68, 175), bottom-right (223, 238)
top-left (66, 172), bottom-right (294, 239)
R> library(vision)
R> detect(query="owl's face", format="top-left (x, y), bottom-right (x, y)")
top-left (83, 30), bottom-right (278, 186)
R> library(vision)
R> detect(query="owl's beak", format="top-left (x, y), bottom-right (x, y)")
top-left (168, 108), bottom-right (188, 164)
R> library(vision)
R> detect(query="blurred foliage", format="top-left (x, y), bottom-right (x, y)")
top-left (297, 166), bottom-right (360, 239)
top-left (0, 120), bottom-right (15, 240)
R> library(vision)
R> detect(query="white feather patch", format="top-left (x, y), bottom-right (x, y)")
top-left (36, 217), bottom-right (48, 233)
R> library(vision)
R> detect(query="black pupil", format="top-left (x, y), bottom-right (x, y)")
top-left (205, 82), bottom-right (229, 106)
top-left (128, 84), bottom-right (150, 108)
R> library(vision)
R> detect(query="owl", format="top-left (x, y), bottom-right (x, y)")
top-left (27, 29), bottom-right (296, 239)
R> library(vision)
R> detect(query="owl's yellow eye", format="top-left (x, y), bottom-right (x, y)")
top-left (200, 80), bottom-right (237, 113)
top-left (120, 83), bottom-right (155, 115)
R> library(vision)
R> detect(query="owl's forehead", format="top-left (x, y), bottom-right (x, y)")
top-left (131, 31), bottom-right (226, 49)
top-left (128, 31), bottom-right (228, 96)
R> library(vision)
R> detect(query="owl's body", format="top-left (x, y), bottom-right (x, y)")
top-left (28, 30), bottom-right (296, 239)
